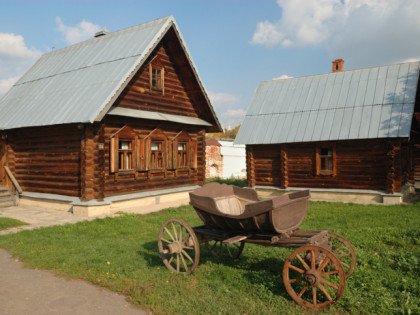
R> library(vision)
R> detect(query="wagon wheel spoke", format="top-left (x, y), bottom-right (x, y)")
top-left (310, 250), bottom-right (316, 270)
top-left (320, 277), bottom-right (339, 290)
top-left (204, 240), bottom-right (245, 260)
top-left (158, 219), bottom-right (200, 274)
top-left (317, 257), bottom-right (330, 272)
top-left (283, 245), bottom-right (346, 309)
top-left (180, 252), bottom-right (188, 272)
top-left (176, 254), bottom-right (180, 272)
top-left (161, 237), bottom-right (171, 244)
top-left (171, 222), bottom-right (178, 241)
top-left (312, 286), bottom-right (317, 306)
top-left (290, 277), bottom-right (305, 284)
top-left (317, 283), bottom-right (333, 301)
top-left (296, 254), bottom-right (310, 271)
top-left (163, 227), bottom-right (175, 242)
top-left (321, 270), bottom-right (339, 277)
top-left (298, 285), bottom-right (308, 298)
top-left (288, 264), bottom-right (305, 274)
top-left (328, 232), bottom-right (357, 278)
top-left (181, 249), bottom-right (194, 263)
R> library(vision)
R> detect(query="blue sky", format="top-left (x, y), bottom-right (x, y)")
top-left (1, 0), bottom-right (420, 128)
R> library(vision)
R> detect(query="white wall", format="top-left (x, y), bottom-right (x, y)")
top-left (219, 140), bottom-right (246, 178)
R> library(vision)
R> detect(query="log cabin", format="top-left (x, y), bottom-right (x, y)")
top-left (235, 59), bottom-right (420, 204)
top-left (0, 16), bottom-right (222, 215)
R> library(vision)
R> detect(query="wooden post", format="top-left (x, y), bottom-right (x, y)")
top-left (81, 125), bottom-right (95, 202)
top-left (386, 140), bottom-right (402, 193)
top-left (280, 146), bottom-right (288, 189)
top-left (247, 146), bottom-right (255, 187)
top-left (197, 130), bottom-right (205, 185)
top-left (96, 124), bottom-right (105, 201)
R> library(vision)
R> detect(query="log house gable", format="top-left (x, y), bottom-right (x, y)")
top-left (0, 16), bottom-right (222, 133)
top-left (112, 28), bottom-right (215, 129)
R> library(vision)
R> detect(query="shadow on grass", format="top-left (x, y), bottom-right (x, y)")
top-left (138, 240), bottom-right (290, 298)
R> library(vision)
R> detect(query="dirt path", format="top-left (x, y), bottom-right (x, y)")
top-left (0, 249), bottom-right (147, 314)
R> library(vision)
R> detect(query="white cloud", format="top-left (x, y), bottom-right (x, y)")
top-left (208, 91), bottom-right (240, 108)
top-left (273, 74), bottom-right (293, 80)
top-left (0, 33), bottom-right (42, 77)
top-left (56, 17), bottom-right (101, 45)
top-left (0, 33), bottom-right (41, 97)
top-left (207, 91), bottom-right (244, 128)
top-left (251, 0), bottom-right (420, 67)
top-left (0, 76), bottom-right (20, 96)
top-left (221, 109), bottom-right (246, 129)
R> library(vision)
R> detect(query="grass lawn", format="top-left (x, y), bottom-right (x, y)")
top-left (0, 217), bottom-right (28, 231)
top-left (0, 201), bottom-right (419, 314)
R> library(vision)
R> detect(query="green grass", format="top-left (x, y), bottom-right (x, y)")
top-left (0, 217), bottom-right (28, 231)
top-left (206, 177), bottom-right (248, 187)
top-left (0, 202), bottom-right (419, 314)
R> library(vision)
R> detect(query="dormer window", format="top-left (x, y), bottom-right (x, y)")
top-left (149, 58), bottom-right (164, 94)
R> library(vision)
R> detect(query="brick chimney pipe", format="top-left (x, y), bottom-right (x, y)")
top-left (332, 59), bottom-right (344, 72)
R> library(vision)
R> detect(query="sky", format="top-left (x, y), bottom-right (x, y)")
top-left (1, 0), bottom-right (420, 129)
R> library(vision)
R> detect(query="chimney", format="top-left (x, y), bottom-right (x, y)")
top-left (94, 26), bottom-right (110, 38)
top-left (332, 59), bottom-right (344, 72)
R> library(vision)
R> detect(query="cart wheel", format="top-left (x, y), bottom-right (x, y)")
top-left (283, 245), bottom-right (346, 309)
top-left (328, 232), bottom-right (356, 278)
top-left (158, 218), bottom-right (200, 274)
top-left (205, 240), bottom-right (245, 259)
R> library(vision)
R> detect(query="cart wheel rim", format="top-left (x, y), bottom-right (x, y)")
top-left (327, 232), bottom-right (357, 278)
top-left (158, 218), bottom-right (200, 274)
top-left (283, 245), bottom-right (346, 309)
top-left (204, 240), bottom-right (245, 259)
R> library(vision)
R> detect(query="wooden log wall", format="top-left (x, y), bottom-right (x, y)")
top-left (114, 33), bottom-right (199, 119)
top-left (247, 144), bottom-right (281, 187)
top-left (248, 139), bottom-right (411, 192)
top-left (415, 145), bottom-right (420, 180)
top-left (102, 117), bottom-right (205, 198)
top-left (8, 125), bottom-right (83, 197)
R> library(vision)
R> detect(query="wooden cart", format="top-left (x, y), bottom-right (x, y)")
top-left (158, 183), bottom-right (356, 309)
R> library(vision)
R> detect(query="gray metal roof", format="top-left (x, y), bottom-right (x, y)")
top-left (107, 106), bottom-right (212, 126)
top-left (0, 16), bottom-right (221, 131)
top-left (235, 62), bottom-right (420, 145)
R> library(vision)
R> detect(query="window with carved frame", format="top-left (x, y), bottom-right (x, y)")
top-left (149, 58), bottom-right (164, 94)
top-left (110, 126), bottom-right (138, 174)
top-left (172, 131), bottom-right (197, 170)
top-left (118, 140), bottom-right (134, 170)
top-left (151, 141), bottom-right (164, 169)
top-left (177, 142), bottom-right (188, 168)
top-left (316, 144), bottom-right (336, 176)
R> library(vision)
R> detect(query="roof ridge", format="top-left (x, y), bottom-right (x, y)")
top-left (43, 15), bottom-right (173, 57)
top-left (265, 60), bottom-right (420, 84)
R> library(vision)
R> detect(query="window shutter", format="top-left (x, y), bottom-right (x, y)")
top-left (166, 140), bottom-right (173, 169)
top-left (332, 147), bottom-right (337, 176)
top-left (144, 137), bottom-right (151, 171)
top-left (172, 138), bottom-right (178, 169)
top-left (190, 141), bottom-right (198, 169)
top-left (315, 146), bottom-right (320, 176)
top-left (110, 137), bottom-right (118, 173)
top-left (136, 138), bottom-right (144, 171)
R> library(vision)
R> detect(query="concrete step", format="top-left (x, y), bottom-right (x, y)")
top-left (0, 186), bottom-right (16, 208)
top-left (0, 200), bottom-right (15, 208)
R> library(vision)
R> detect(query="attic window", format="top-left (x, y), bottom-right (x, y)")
top-left (149, 62), bottom-right (164, 93)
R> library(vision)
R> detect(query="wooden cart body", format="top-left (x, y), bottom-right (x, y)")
top-left (189, 182), bottom-right (310, 234)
